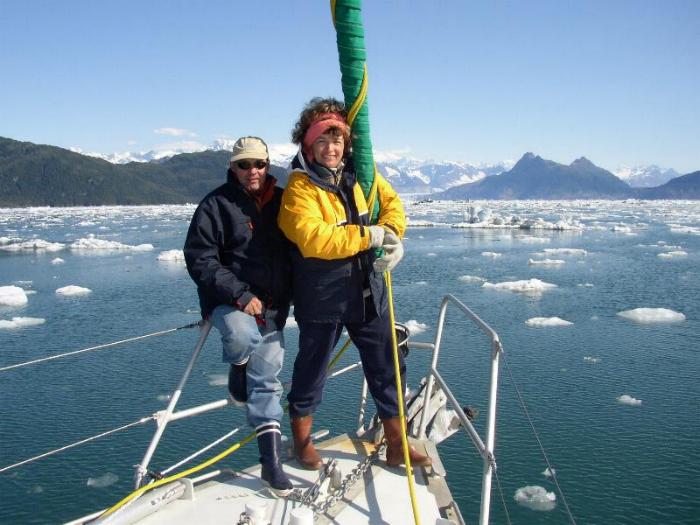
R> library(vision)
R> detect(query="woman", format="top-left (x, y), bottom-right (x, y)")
top-left (278, 97), bottom-right (431, 469)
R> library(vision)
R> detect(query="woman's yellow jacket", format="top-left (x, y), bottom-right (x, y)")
top-left (278, 170), bottom-right (405, 260)
top-left (277, 154), bottom-right (406, 323)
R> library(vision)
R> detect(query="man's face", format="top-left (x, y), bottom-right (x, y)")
top-left (232, 158), bottom-right (269, 194)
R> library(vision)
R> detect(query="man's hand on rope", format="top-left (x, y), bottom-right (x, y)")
top-left (373, 232), bottom-right (404, 273)
top-left (243, 296), bottom-right (264, 316)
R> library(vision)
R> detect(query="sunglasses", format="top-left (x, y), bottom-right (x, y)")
top-left (236, 160), bottom-right (268, 170)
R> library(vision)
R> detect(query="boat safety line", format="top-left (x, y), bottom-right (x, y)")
top-left (0, 415), bottom-right (155, 474)
top-left (500, 350), bottom-right (578, 525)
top-left (0, 321), bottom-right (202, 373)
top-left (98, 431), bottom-right (257, 519)
top-left (97, 349), bottom-right (360, 519)
top-left (160, 426), bottom-right (242, 475)
top-left (385, 271), bottom-right (422, 525)
top-left (491, 461), bottom-right (513, 525)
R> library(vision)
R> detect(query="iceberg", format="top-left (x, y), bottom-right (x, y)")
top-left (55, 285), bottom-right (92, 296)
top-left (525, 317), bottom-right (573, 327)
top-left (617, 308), bottom-right (685, 323)
top-left (514, 485), bottom-right (556, 511)
top-left (0, 317), bottom-right (46, 329)
top-left (482, 278), bottom-right (557, 295)
top-left (0, 286), bottom-right (29, 307)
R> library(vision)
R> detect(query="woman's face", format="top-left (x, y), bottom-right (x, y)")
top-left (311, 132), bottom-right (344, 169)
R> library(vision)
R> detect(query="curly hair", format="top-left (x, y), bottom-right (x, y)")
top-left (291, 97), bottom-right (351, 145)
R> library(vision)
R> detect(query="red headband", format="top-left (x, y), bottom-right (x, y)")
top-left (302, 113), bottom-right (350, 161)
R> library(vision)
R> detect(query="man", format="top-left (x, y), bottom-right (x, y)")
top-left (184, 136), bottom-right (292, 496)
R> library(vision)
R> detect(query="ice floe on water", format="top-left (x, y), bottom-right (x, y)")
top-left (617, 394), bottom-right (642, 406)
top-left (0, 317), bottom-right (46, 329)
top-left (452, 205), bottom-right (584, 231)
top-left (528, 258), bottom-right (565, 266)
top-left (0, 238), bottom-right (65, 252)
top-left (70, 235), bottom-right (154, 252)
top-left (525, 317), bottom-right (573, 327)
top-left (0, 286), bottom-right (28, 307)
top-left (617, 308), bottom-right (685, 323)
top-left (542, 248), bottom-right (587, 256)
top-left (406, 219), bottom-right (450, 228)
top-left (55, 285), bottom-right (92, 296)
top-left (611, 224), bottom-right (633, 233)
top-left (157, 249), bottom-right (185, 262)
top-left (657, 250), bottom-right (688, 259)
top-left (542, 467), bottom-right (556, 478)
top-left (577, 283), bottom-right (594, 287)
top-left (206, 373), bottom-right (227, 386)
top-left (404, 319), bottom-right (428, 334)
top-left (481, 251), bottom-right (501, 258)
top-left (50, 257), bottom-right (65, 265)
top-left (669, 224), bottom-right (700, 235)
top-left (514, 485), bottom-right (557, 511)
top-left (458, 275), bottom-right (486, 283)
top-left (482, 278), bottom-right (557, 295)
top-left (517, 236), bottom-right (551, 244)
top-left (584, 356), bottom-right (601, 364)
top-left (86, 472), bottom-right (119, 488)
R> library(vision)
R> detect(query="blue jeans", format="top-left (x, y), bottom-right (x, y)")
top-left (210, 305), bottom-right (284, 428)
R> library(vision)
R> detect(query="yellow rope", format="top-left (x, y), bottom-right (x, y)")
top-left (98, 431), bottom-right (256, 519)
top-left (328, 337), bottom-right (353, 370)
top-left (347, 63), bottom-right (369, 126)
top-left (385, 270), bottom-right (422, 525)
top-left (366, 166), bottom-right (380, 215)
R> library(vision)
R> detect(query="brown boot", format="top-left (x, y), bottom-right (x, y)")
top-left (382, 417), bottom-right (432, 468)
top-left (290, 416), bottom-right (323, 470)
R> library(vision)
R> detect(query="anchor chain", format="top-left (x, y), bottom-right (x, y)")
top-left (289, 442), bottom-right (386, 514)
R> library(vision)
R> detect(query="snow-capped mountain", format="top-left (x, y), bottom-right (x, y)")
top-left (75, 141), bottom-right (513, 193)
top-left (377, 158), bottom-right (512, 193)
top-left (614, 165), bottom-right (680, 188)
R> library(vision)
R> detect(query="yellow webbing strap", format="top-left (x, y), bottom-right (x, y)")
top-left (385, 270), bottom-right (421, 524)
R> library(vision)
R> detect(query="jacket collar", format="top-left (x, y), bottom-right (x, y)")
top-left (291, 149), bottom-right (356, 192)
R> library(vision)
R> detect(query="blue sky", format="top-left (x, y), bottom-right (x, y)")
top-left (1, 1), bottom-right (699, 172)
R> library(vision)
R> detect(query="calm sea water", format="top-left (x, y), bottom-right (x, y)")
top-left (0, 200), bottom-right (698, 524)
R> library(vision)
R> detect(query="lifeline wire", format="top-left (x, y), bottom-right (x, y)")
top-left (500, 349), bottom-right (578, 525)
top-left (0, 321), bottom-right (201, 372)
top-left (97, 333), bottom-right (363, 519)
top-left (0, 416), bottom-right (155, 473)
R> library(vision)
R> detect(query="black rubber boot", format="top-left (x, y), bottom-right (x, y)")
top-left (257, 425), bottom-right (292, 497)
top-left (228, 360), bottom-right (248, 404)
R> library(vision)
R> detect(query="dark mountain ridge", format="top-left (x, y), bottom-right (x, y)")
top-left (1, 137), bottom-right (698, 206)
top-left (0, 137), bottom-right (287, 207)
top-left (436, 152), bottom-right (636, 200)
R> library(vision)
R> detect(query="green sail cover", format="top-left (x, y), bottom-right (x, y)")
top-left (333, 0), bottom-right (379, 222)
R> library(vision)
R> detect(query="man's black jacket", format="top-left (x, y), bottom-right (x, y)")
top-left (184, 170), bottom-right (291, 330)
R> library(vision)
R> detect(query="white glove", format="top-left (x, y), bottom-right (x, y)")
top-left (373, 231), bottom-right (404, 272)
top-left (368, 225), bottom-right (385, 249)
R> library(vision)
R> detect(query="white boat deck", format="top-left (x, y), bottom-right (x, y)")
top-left (128, 433), bottom-right (462, 525)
